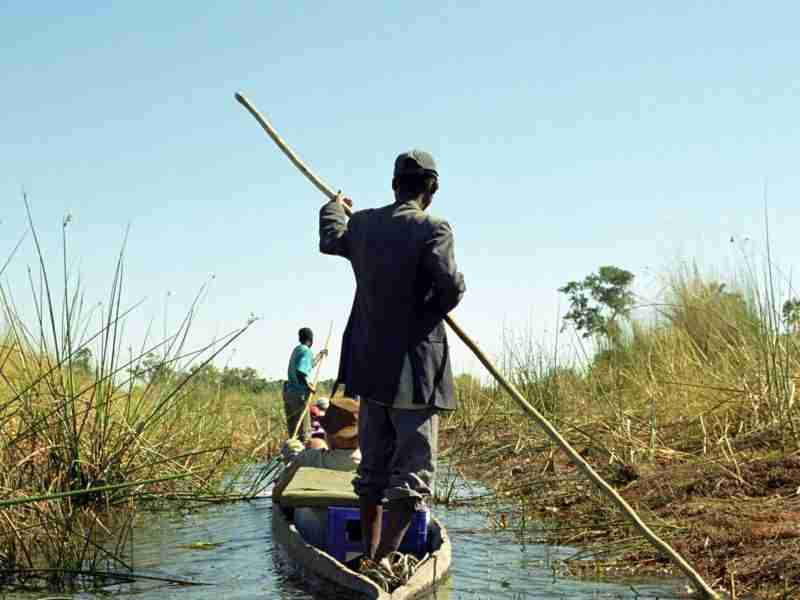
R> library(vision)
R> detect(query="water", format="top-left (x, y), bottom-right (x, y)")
top-left (26, 470), bottom-right (684, 599)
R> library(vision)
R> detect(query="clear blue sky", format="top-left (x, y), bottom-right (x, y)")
top-left (2, 2), bottom-right (799, 380)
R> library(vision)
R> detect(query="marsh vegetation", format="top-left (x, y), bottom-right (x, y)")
top-left (439, 263), bottom-right (800, 600)
top-left (0, 205), bottom-right (290, 591)
top-left (2, 208), bottom-right (798, 599)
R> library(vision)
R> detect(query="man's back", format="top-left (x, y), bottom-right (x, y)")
top-left (320, 198), bottom-right (464, 407)
top-left (286, 343), bottom-right (312, 392)
top-left (348, 201), bottom-right (444, 334)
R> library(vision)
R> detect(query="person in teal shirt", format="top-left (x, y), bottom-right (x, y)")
top-left (283, 327), bottom-right (327, 440)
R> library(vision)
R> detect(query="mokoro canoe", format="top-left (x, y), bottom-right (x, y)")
top-left (271, 502), bottom-right (452, 600)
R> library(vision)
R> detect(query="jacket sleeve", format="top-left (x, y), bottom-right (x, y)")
top-left (319, 200), bottom-right (350, 258)
top-left (421, 219), bottom-right (466, 317)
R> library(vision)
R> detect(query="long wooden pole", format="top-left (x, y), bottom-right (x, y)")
top-left (234, 92), bottom-right (720, 600)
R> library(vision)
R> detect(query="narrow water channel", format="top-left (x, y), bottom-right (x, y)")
top-left (54, 467), bottom-right (684, 600)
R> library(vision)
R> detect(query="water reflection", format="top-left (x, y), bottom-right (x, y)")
top-left (40, 468), bottom-right (682, 600)
top-left (440, 505), bottom-right (680, 599)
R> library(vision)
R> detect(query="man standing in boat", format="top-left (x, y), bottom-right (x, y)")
top-left (319, 150), bottom-right (465, 569)
top-left (283, 327), bottom-right (328, 441)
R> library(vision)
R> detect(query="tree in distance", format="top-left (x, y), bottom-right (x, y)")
top-left (558, 265), bottom-right (635, 343)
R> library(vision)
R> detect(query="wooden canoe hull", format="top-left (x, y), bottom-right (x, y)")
top-left (271, 503), bottom-right (451, 600)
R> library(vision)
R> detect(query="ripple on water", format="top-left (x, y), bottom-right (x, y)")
top-left (11, 471), bottom-right (683, 600)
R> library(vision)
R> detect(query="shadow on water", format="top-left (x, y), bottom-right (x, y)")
top-left (29, 466), bottom-right (684, 600)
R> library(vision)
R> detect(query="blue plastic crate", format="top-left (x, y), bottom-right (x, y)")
top-left (325, 506), bottom-right (429, 563)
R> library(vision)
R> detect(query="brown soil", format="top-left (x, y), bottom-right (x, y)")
top-left (440, 428), bottom-right (800, 600)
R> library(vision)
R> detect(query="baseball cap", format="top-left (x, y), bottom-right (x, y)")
top-left (393, 150), bottom-right (438, 178)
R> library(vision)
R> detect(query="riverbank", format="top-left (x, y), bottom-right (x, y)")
top-left (440, 422), bottom-right (799, 600)
top-left (438, 268), bottom-right (800, 600)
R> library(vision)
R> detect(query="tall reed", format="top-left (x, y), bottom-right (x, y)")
top-left (0, 201), bottom-right (266, 590)
top-left (440, 260), bottom-right (800, 599)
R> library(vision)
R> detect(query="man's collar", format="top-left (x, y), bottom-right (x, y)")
top-left (396, 197), bottom-right (423, 211)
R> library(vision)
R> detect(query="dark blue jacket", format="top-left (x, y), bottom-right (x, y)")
top-left (319, 199), bottom-right (465, 409)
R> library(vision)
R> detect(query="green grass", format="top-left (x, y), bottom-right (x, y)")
top-left (0, 202), bottom-right (283, 591)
